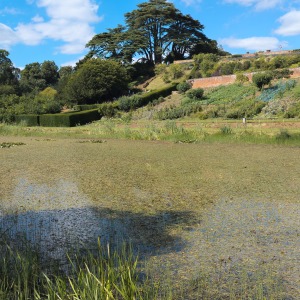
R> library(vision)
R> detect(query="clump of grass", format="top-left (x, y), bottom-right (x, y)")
top-left (219, 125), bottom-right (233, 135)
top-left (275, 129), bottom-right (291, 141)
top-left (0, 239), bottom-right (159, 299)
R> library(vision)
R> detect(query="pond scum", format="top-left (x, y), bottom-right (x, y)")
top-left (0, 228), bottom-right (294, 300)
top-left (0, 129), bottom-right (299, 299)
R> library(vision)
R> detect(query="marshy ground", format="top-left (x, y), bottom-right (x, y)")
top-left (0, 135), bottom-right (299, 298)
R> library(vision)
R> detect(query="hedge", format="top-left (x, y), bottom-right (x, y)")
top-left (39, 109), bottom-right (101, 127)
top-left (119, 83), bottom-right (177, 111)
top-left (73, 104), bottom-right (101, 111)
top-left (15, 114), bottom-right (40, 126)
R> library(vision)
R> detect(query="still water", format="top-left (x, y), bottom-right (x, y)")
top-left (0, 177), bottom-right (299, 296)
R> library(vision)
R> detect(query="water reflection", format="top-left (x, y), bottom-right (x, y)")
top-left (0, 178), bottom-right (197, 267)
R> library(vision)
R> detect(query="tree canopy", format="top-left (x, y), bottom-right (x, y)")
top-left (0, 50), bottom-right (20, 87)
top-left (64, 59), bottom-right (129, 104)
top-left (87, 0), bottom-right (221, 64)
top-left (20, 61), bottom-right (59, 93)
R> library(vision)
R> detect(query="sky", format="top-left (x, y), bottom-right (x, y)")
top-left (1, 0), bottom-right (300, 69)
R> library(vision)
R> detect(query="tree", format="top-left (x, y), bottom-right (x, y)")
top-left (252, 72), bottom-right (273, 90)
top-left (64, 59), bottom-right (129, 104)
top-left (168, 13), bottom-right (208, 60)
top-left (41, 61), bottom-right (59, 86)
top-left (86, 25), bottom-right (135, 63)
top-left (87, 0), bottom-right (210, 64)
top-left (0, 50), bottom-right (20, 86)
top-left (20, 61), bottom-right (59, 93)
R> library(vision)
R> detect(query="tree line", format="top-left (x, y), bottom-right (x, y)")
top-left (0, 0), bottom-right (228, 122)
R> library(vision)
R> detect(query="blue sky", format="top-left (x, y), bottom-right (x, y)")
top-left (1, 0), bottom-right (300, 69)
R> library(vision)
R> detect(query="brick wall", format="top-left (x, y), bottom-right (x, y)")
top-left (190, 67), bottom-right (300, 89)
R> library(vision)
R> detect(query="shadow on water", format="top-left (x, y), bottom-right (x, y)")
top-left (0, 206), bottom-right (198, 267)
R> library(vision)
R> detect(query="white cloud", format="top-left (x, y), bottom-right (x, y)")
top-left (0, 7), bottom-right (20, 16)
top-left (1, 0), bottom-right (102, 55)
top-left (223, 0), bottom-right (284, 10)
top-left (61, 56), bottom-right (85, 67)
top-left (275, 10), bottom-right (300, 36)
top-left (32, 15), bottom-right (44, 22)
top-left (220, 36), bottom-right (286, 51)
top-left (0, 23), bottom-right (19, 49)
top-left (179, 0), bottom-right (202, 6)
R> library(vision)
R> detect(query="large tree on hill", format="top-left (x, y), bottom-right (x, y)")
top-left (87, 0), bottom-right (211, 64)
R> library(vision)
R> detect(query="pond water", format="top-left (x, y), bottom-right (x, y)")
top-left (0, 177), bottom-right (299, 297)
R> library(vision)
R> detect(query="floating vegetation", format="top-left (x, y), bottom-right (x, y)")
top-left (0, 142), bottom-right (26, 148)
top-left (77, 139), bottom-right (106, 143)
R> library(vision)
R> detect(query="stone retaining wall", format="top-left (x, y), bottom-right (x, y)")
top-left (189, 67), bottom-right (300, 89)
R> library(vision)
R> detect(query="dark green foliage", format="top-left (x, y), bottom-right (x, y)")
top-left (118, 95), bottom-right (143, 111)
top-left (156, 102), bottom-right (202, 120)
top-left (177, 81), bottom-right (192, 93)
top-left (219, 62), bottom-right (236, 75)
top-left (87, 0), bottom-right (209, 64)
top-left (0, 94), bottom-right (24, 123)
top-left (20, 61), bottom-right (59, 93)
top-left (15, 114), bottom-right (40, 126)
top-left (252, 72), bottom-right (273, 90)
top-left (186, 88), bottom-right (204, 100)
top-left (225, 98), bottom-right (266, 119)
top-left (271, 68), bottom-right (293, 79)
top-left (64, 59), bottom-right (129, 105)
top-left (192, 53), bottom-right (220, 78)
top-left (119, 83), bottom-right (177, 111)
top-left (0, 50), bottom-right (20, 87)
top-left (98, 103), bottom-right (118, 118)
top-left (276, 129), bottom-right (291, 140)
top-left (39, 109), bottom-right (101, 127)
top-left (220, 125), bottom-right (232, 135)
top-left (74, 104), bottom-right (101, 111)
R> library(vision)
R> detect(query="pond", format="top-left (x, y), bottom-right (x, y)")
top-left (0, 137), bottom-right (299, 297)
top-left (0, 177), bottom-right (299, 297)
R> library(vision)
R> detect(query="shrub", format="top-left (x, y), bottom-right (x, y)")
top-left (156, 103), bottom-right (202, 120)
top-left (220, 125), bottom-right (232, 135)
top-left (225, 98), bottom-right (266, 119)
top-left (276, 129), bottom-right (291, 140)
top-left (186, 88), bottom-right (204, 100)
top-left (119, 83), bottom-right (177, 111)
top-left (73, 104), bottom-right (100, 111)
top-left (235, 74), bottom-right (249, 84)
top-left (271, 69), bottom-right (293, 79)
top-left (39, 109), bottom-right (100, 127)
top-left (15, 114), bottom-right (40, 126)
top-left (98, 103), bottom-right (118, 118)
top-left (177, 81), bottom-right (192, 93)
top-left (252, 72), bottom-right (273, 90)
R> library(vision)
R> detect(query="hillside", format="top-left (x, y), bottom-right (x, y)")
top-left (129, 54), bottom-right (300, 121)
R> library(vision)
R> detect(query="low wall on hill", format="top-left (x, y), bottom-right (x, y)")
top-left (189, 67), bottom-right (300, 89)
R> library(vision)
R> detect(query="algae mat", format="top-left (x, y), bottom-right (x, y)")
top-left (0, 136), bottom-right (299, 296)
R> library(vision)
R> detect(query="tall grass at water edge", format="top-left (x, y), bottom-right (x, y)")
top-left (1, 120), bottom-right (300, 145)
top-left (0, 234), bottom-right (292, 300)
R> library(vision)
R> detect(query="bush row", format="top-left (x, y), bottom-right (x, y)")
top-left (15, 114), bottom-right (40, 126)
top-left (156, 102), bottom-right (202, 120)
top-left (15, 109), bottom-right (101, 127)
top-left (119, 83), bottom-right (177, 111)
